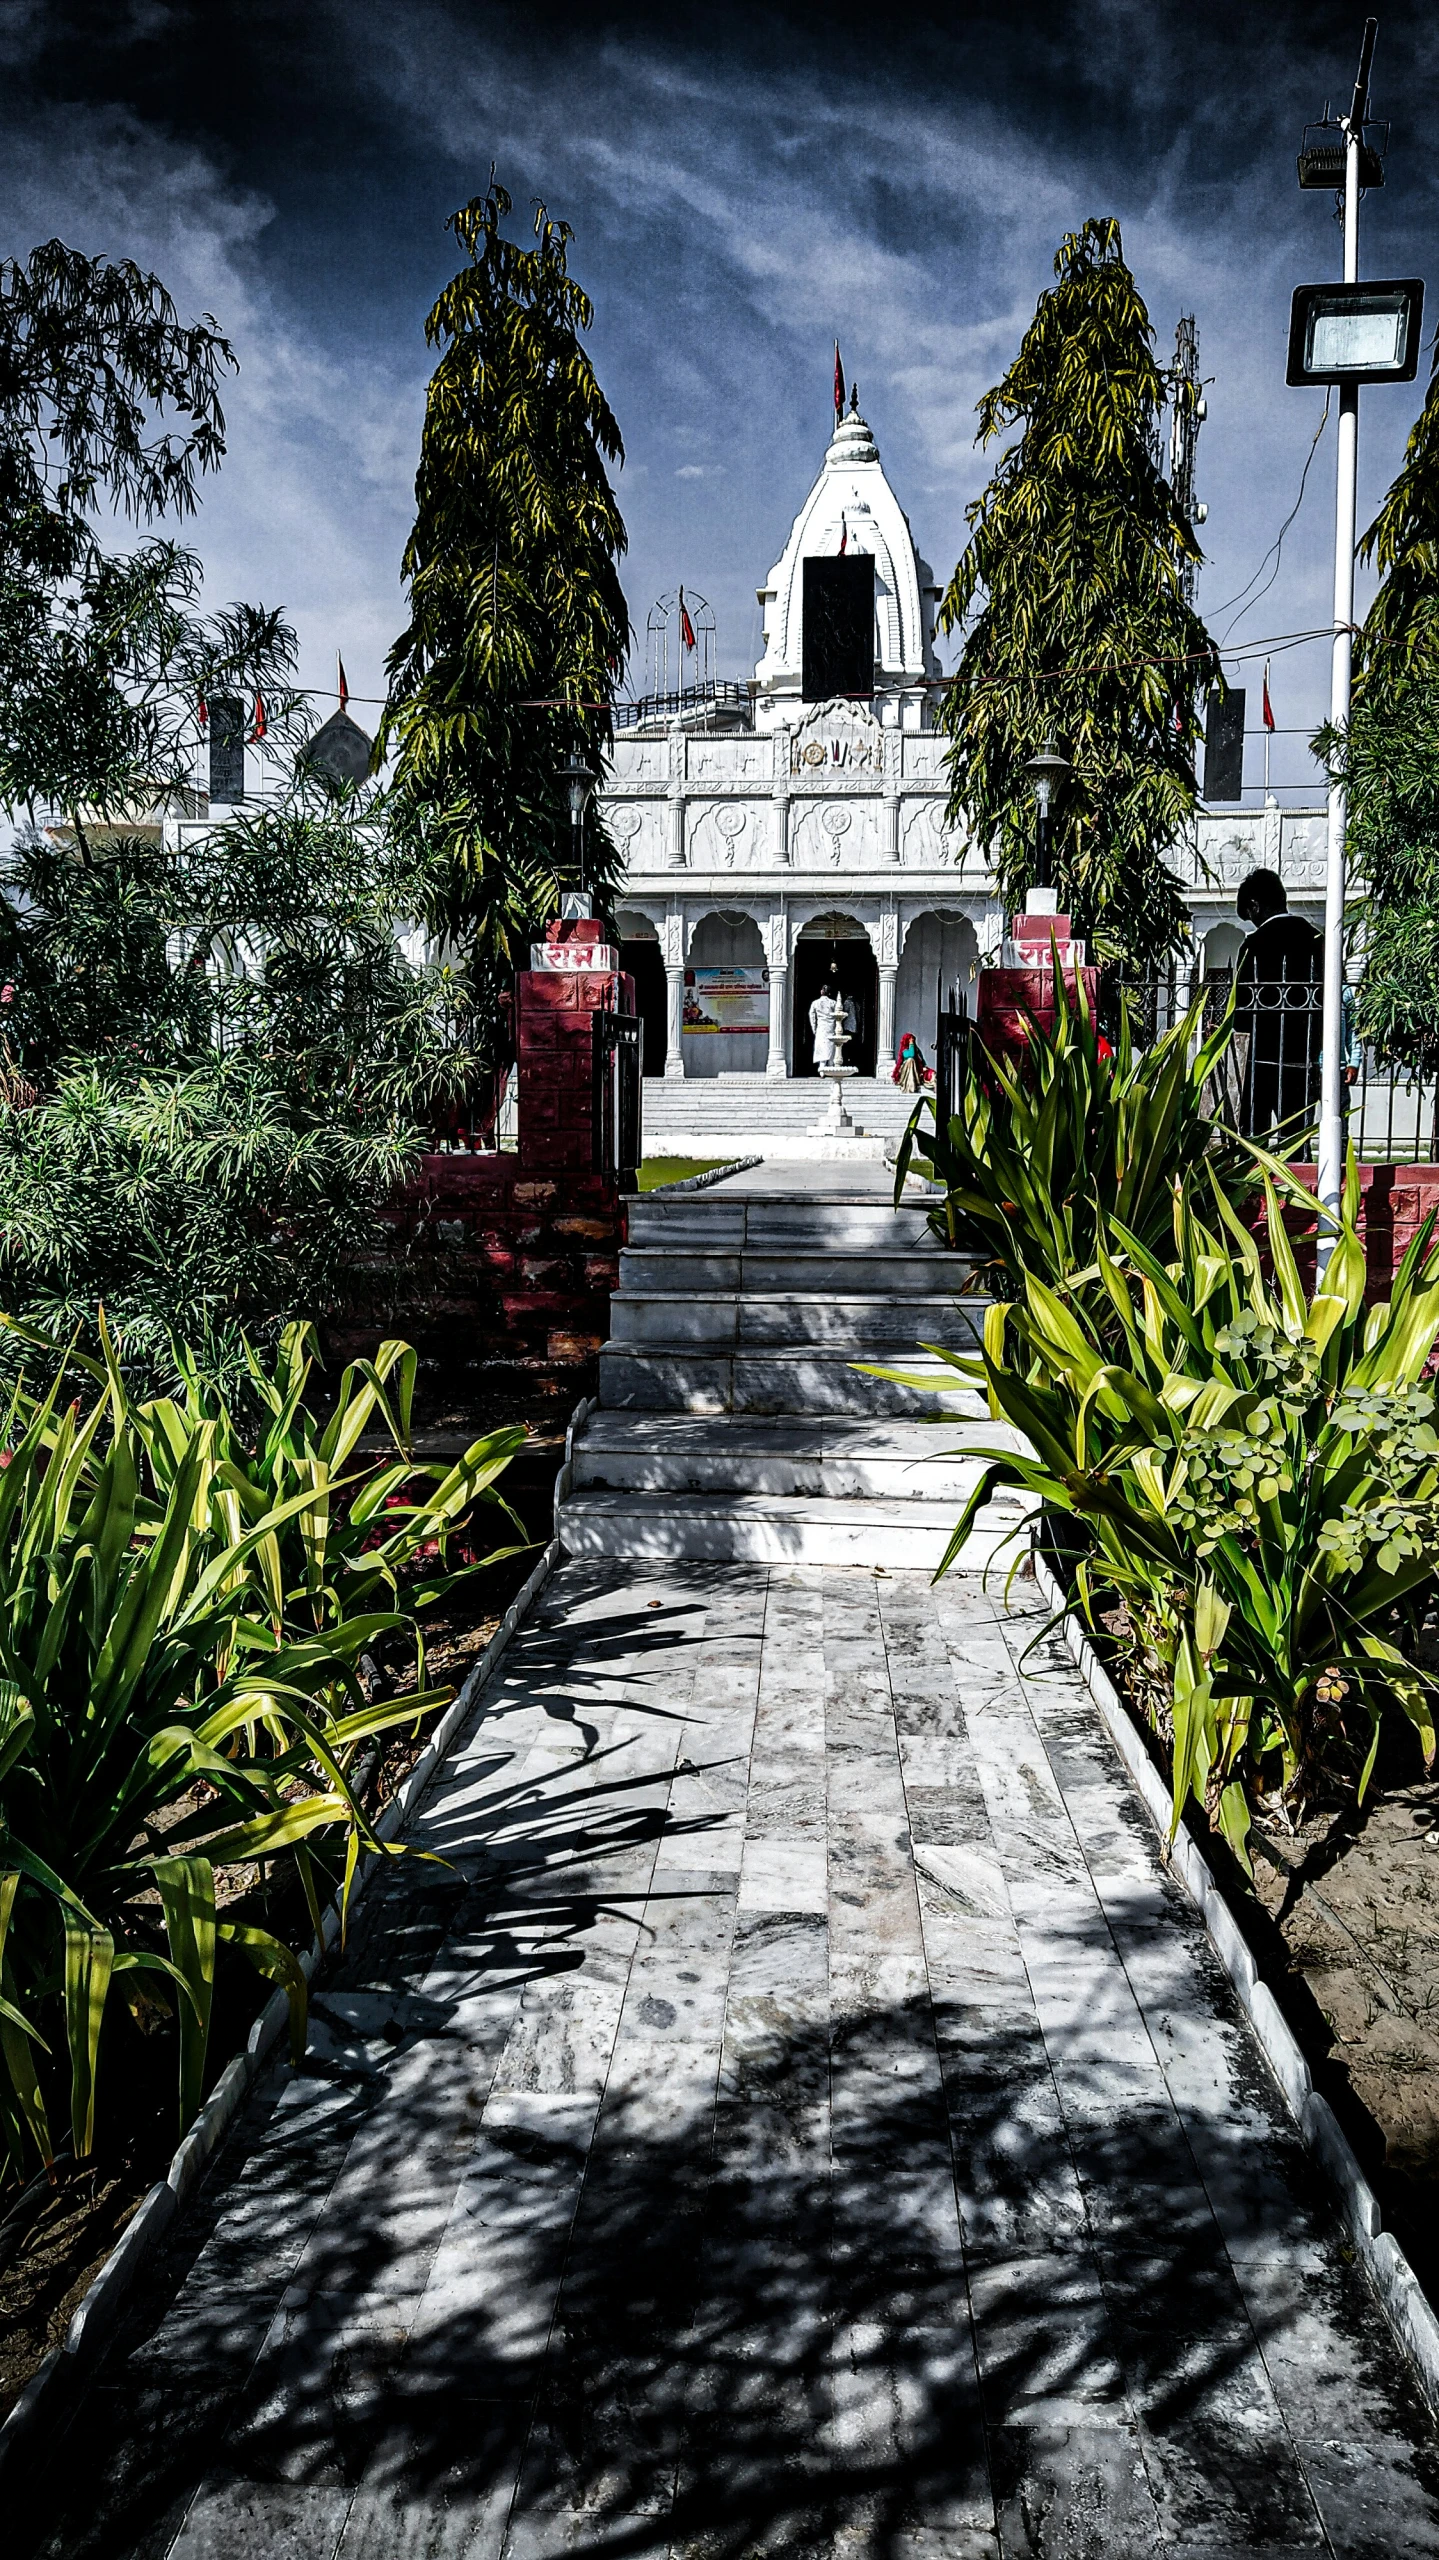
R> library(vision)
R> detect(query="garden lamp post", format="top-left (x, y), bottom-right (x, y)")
top-left (1023, 733), bottom-right (1071, 901)
top-left (558, 748), bottom-right (597, 910)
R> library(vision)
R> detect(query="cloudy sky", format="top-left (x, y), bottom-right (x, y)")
top-left (5, 0), bottom-right (1439, 801)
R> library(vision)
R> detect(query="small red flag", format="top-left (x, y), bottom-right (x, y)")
top-left (197, 691), bottom-right (208, 729)
top-left (1262, 664), bottom-right (1275, 732)
top-left (337, 653), bottom-right (350, 712)
top-left (679, 587), bottom-right (696, 652)
top-left (834, 340), bottom-right (844, 419)
top-left (249, 692), bottom-right (267, 743)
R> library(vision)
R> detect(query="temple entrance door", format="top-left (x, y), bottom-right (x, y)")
top-left (793, 936), bottom-right (878, 1076)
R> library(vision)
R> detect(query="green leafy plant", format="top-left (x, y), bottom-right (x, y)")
top-left (0, 1323), bottom-right (524, 2177)
top-left (0, 241), bottom-right (302, 834)
top-left (1311, 326), bottom-right (1439, 1074)
top-left (894, 973), bottom-right (1246, 1304)
top-left (0, 786), bottom-right (495, 1400)
top-left (897, 1162), bottom-right (1439, 1869)
top-left (936, 217), bottom-right (1220, 966)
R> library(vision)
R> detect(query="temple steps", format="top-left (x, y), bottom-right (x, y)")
top-left (557, 1172), bottom-right (1029, 1566)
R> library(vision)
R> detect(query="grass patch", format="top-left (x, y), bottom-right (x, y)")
top-left (637, 1156), bottom-right (737, 1191)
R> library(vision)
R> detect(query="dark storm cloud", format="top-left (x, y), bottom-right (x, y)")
top-left (5, 1), bottom-right (1439, 781)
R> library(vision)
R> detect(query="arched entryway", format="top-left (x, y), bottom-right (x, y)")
top-left (616, 914), bottom-right (668, 1077)
top-left (793, 914), bottom-right (878, 1076)
top-left (684, 911), bottom-right (769, 1079)
top-left (896, 912), bottom-right (980, 1058)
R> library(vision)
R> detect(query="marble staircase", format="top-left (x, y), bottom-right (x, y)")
top-left (641, 1073), bottom-right (919, 1161)
top-left (557, 1174), bottom-right (1030, 1568)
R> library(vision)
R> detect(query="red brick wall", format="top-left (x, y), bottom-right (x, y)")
top-left (325, 959), bottom-right (632, 1420)
top-left (1254, 1163), bottom-right (1439, 1297)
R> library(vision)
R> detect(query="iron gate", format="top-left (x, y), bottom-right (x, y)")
top-left (592, 1008), bottom-right (642, 1189)
top-left (934, 999), bottom-right (968, 1131)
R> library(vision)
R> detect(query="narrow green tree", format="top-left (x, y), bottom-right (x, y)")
top-left (381, 181), bottom-right (630, 959)
top-left (1352, 341), bottom-right (1439, 690)
top-left (1317, 341), bottom-right (1439, 1070)
top-left (938, 218), bottom-right (1219, 966)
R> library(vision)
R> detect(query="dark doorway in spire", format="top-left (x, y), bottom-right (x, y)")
top-left (802, 556), bottom-right (875, 703)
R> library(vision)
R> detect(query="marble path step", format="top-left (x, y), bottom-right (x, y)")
top-left (607, 1290), bottom-right (984, 1351)
top-left (597, 1341), bottom-right (979, 1417)
top-left (555, 1487), bottom-right (1029, 1568)
top-left (617, 1247), bottom-right (979, 1296)
top-left (570, 1410), bottom-right (1017, 1500)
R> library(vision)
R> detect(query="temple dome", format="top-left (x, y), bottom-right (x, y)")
top-left (752, 396), bottom-right (941, 731)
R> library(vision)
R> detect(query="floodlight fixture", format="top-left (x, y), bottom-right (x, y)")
top-left (1286, 279), bottom-right (1424, 385)
top-left (1297, 122), bottom-right (1387, 190)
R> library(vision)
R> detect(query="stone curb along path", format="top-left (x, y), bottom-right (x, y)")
top-left (0, 1395), bottom-right (597, 2493)
top-left (1033, 1545), bottom-right (1439, 2414)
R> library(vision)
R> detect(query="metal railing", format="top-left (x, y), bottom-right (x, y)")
top-left (1113, 967), bottom-right (1439, 1165)
top-left (592, 1009), bottom-right (642, 1188)
top-left (927, 963), bottom-right (1439, 1167)
top-left (613, 681), bottom-right (752, 732)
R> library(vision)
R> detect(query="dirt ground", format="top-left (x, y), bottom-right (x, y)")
top-left (1246, 1740), bottom-right (1439, 2303)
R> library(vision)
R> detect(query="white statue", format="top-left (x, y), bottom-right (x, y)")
top-left (809, 984), bottom-right (856, 1068)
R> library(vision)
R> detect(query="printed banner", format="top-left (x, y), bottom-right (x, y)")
top-left (682, 966), bottom-right (770, 1034)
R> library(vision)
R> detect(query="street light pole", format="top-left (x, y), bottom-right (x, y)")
top-left (1318, 22), bottom-right (1374, 1267)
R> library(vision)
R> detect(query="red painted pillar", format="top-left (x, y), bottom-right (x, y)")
top-left (975, 910), bottom-right (1099, 1068)
top-left (514, 915), bottom-right (634, 1173)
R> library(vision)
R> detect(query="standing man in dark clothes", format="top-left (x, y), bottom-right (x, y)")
top-left (1233, 868), bottom-right (1323, 1140)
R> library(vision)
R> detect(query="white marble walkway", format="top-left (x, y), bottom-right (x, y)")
top-left (36, 1564), bottom-right (1439, 2560)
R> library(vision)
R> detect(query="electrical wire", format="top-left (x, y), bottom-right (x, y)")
top-left (1216, 393), bottom-right (1333, 643)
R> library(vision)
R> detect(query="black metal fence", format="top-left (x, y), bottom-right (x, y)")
top-left (928, 963), bottom-right (1439, 1166)
top-left (592, 1008), bottom-right (642, 1189)
top-left (1114, 967), bottom-right (1439, 1165)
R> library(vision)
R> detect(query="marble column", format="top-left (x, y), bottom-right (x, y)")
top-left (664, 964), bottom-right (687, 1078)
top-left (882, 792), bottom-right (901, 864)
top-left (773, 782), bottom-right (792, 868)
top-left (667, 788), bottom-right (687, 870)
top-left (877, 964), bottom-right (898, 1070)
top-left (766, 962), bottom-right (789, 1077)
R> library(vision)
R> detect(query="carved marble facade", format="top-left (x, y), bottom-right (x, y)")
top-left (604, 698), bottom-right (1325, 1079)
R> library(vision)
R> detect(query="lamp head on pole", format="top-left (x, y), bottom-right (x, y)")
top-left (1023, 733), bottom-right (1071, 819)
top-left (558, 748), bottom-right (597, 827)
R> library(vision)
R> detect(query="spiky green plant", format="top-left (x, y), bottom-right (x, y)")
top-left (0, 1323), bottom-right (524, 2175)
top-left (893, 973), bottom-right (1246, 1303)
top-left (904, 1162), bottom-right (1439, 1868)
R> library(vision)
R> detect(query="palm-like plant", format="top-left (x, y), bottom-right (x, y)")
top-left (937, 218), bottom-right (1220, 966)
